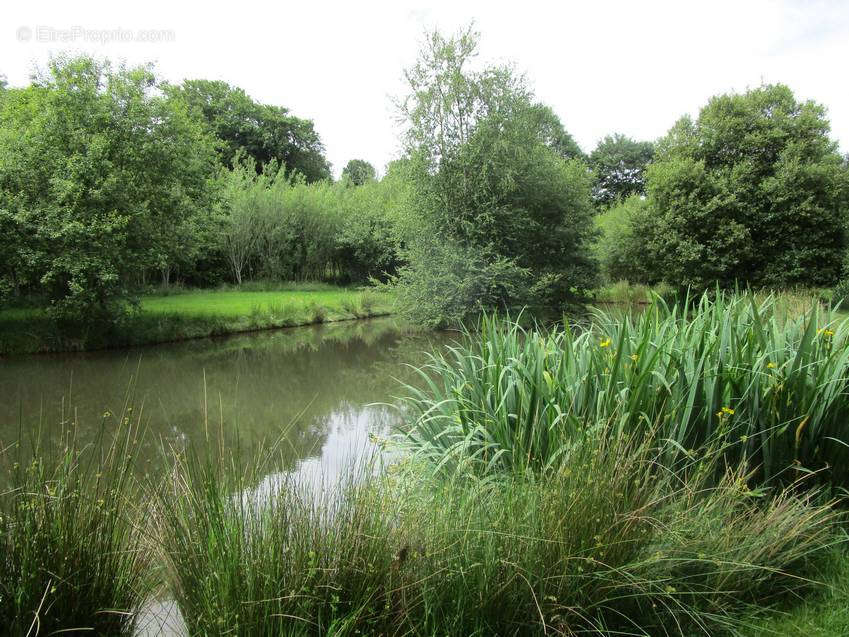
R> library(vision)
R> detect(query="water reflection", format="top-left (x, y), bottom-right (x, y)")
top-left (0, 318), bottom-right (445, 478)
top-left (1, 318), bottom-right (447, 636)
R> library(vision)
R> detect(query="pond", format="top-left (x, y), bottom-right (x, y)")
top-left (0, 317), bottom-right (448, 477)
top-left (0, 317), bottom-right (449, 635)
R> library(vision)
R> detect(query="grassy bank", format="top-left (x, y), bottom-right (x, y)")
top-left (4, 291), bottom-right (849, 634)
top-left (0, 284), bottom-right (393, 355)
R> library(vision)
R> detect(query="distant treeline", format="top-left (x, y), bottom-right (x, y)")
top-left (1, 27), bottom-right (847, 329)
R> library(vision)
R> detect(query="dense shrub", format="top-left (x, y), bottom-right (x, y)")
top-left (0, 56), bottom-right (218, 325)
top-left (392, 239), bottom-right (532, 328)
top-left (593, 195), bottom-right (656, 284)
top-left (218, 162), bottom-right (405, 286)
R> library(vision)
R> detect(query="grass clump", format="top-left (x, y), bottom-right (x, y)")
top-left (150, 428), bottom-right (842, 635)
top-left (400, 292), bottom-right (849, 485)
top-left (152, 446), bottom-right (399, 636)
top-left (0, 417), bottom-right (155, 635)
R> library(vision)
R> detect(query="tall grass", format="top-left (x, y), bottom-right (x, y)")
top-left (0, 413), bottom-right (155, 635)
top-left (150, 426), bottom-right (842, 635)
top-left (400, 292), bottom-right (849, 485)
top-left (151, 443), bottom-right (399, 636)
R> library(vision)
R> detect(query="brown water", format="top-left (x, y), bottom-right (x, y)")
top-left (0, 317), bottom-right (447, 473)
top-left (0, 318), bottom-right (450, 636)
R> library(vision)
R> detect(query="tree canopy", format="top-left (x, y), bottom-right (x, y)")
top-left (0, 56), bottom-right (218, 324)
top-left (634, 84), bottom-right (848, 289)
top-left (341, 159), bottom-right (376, 185)
top-left (589, 134), bottom-right (654, 207)
top-left (168, 79), bottom-right (331, 182)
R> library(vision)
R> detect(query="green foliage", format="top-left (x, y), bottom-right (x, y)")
top-left (394, 26), bottom-right (598, 327)
top-left (745, 547), bottom-right (849, 636)
top-left (153, 427), bottom-right (840, 635)
top-left (334, 175), bottom-right (407, 283)
top-left (168, 79), bottom-right (331, 181)
top-left (637, 84), bottom-right (849, 289)
top-left (218, 161), bottom-right (404, 285)
top-left (340, 158), bottom-right (376, 185)
top-left (400, 292), bottom-right (849, 486)
top-left (0, 419), bottom-right (154, 635)
top-left (0, 56), bottom-right (218, 326)
top-left (834, 277), bottom-right (849, 310)
top-left (525, 102), bottom-right (585, 160)
top-left (396, 24), bottom-right (530, 162)
top-left (593, 195), bottom-right (656, 283)
top-left (589, 133), bottom-right (654, 207)
top-left (392, 239), bottom-right (532, 328)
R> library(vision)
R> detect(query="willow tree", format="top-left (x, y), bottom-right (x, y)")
top-left (392, 26), bottom-right (597, 327)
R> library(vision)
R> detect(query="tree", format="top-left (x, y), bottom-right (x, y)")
top-left (218, 161), bottom-right (267, 285)
top-left (635, 84), bottom-right (848, 289)
top-left (393, 26), bottom-right (598, 326)
top-left (589, 134), bottom-right (654, 207)
top-left (527, 103), bottom-right (585, 161)
top-left (0, 56), bottom-right (218, 324)
top-left (397, 25), bottom-right (531, 166)
top-left (594, 195), bottom-right (656, 283)
top-left (168, 79), bottom-right (331, 182)
top-left (341, 159), bottom-right (376, 185)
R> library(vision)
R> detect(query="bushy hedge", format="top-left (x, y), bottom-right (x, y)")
top-left (218, 162), bottom-right (407, 286)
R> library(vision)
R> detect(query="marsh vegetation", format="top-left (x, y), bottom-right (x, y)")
top-left (2, 20), bottom-right (849, 637)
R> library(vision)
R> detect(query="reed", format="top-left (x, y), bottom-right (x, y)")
top-left (0, 413), bottom-right (155, 635)
top-left (399, 291), bottom-right (849, 485)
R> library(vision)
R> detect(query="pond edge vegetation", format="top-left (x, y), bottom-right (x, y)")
top-left (3, 292), bottom-right (849, 635)
top-left (0, 286), bottom-right (392, 356)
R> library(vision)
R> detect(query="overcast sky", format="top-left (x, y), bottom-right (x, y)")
top-left (4, 1), bottom-right (848, 176)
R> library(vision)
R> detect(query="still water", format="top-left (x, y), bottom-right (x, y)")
top-left (0, 317), bottom-right (447, 477)
top-left (0, 318), bottom-right (449, 635)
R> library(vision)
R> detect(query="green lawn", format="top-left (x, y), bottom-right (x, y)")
top-left (140, 288), bottom-right (367, 317)
top-left (0, 286), bottom-right (393, 354)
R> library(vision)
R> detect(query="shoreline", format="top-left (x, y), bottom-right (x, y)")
top-left (0, 287), bottom-right (395, 357)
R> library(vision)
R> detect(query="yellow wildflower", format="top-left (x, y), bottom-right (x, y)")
top-left (716, 406), bottom-right (735, 418)
top-left (817, 328), bottom-right (835, 337)
top-left (630, 353), bottom-right (639, 362)
top-left (767, 361), bottom-right (776, 369)
top-left (599, 338), bottom-right (612, 348)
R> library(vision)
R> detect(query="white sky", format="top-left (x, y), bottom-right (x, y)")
top-left (3, 0), bottom-right (848, 176)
